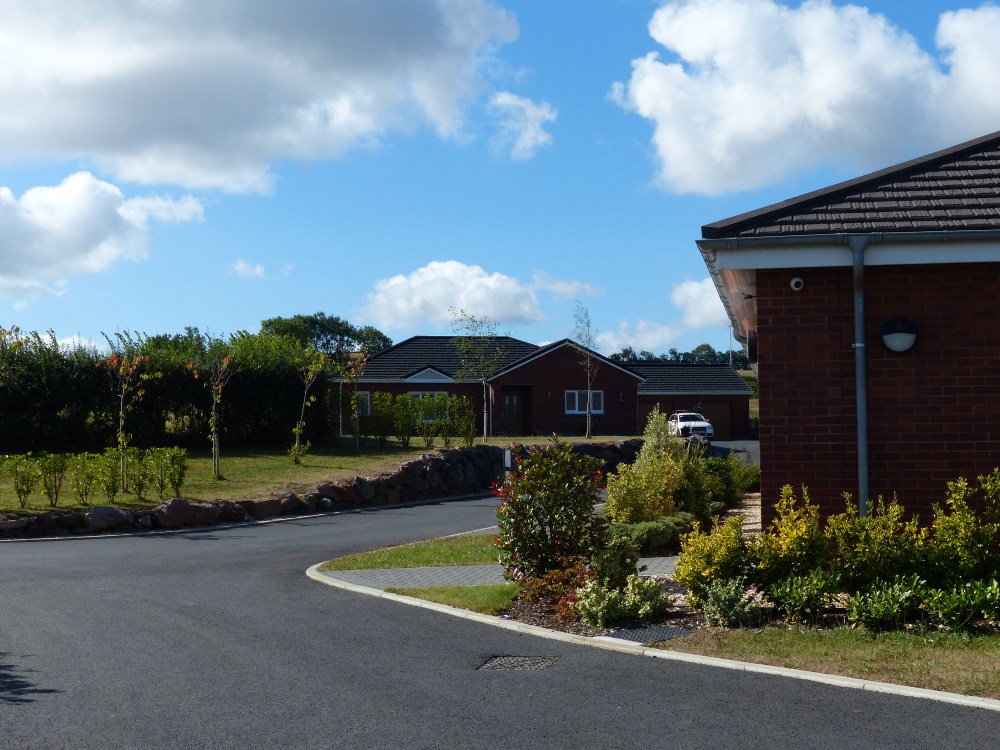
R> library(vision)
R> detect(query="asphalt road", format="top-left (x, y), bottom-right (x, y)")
top-left (2, 496), bottom-right (998, 749)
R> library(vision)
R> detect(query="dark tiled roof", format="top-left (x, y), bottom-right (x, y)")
top-left (360, 335), bottom-right (538, 381)
top-left (630, 363), bottom-right (753, 396)
top-left (702, 130), bottom-right (1000, 239)
top-left (496, 338), bottom-right (645, 382)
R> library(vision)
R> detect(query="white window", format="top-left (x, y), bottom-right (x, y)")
top-left (355, 391), bottom-right (371, 416)
top-left (564, 390), bottom-right (604, 414)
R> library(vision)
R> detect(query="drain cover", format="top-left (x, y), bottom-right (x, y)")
top-left (607, 624), bottom-right (688, 644)
top-left (478, 655), bottom-right (558, 671)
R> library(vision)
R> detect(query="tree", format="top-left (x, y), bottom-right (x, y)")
top-left (334, 351), bottom-right (368, 453)
top-left (572, 301), bottom-right (601, 439)
top-left (450, 308), bottom-right (505, 444)
top-left (260, 313), bottom-right (392, 361)
top-left (292, 347), bottom-right (326, 464)
top-left (188, 334), bottom-right (240, 480)
top-left (101, 332), bottom-right (160, 491)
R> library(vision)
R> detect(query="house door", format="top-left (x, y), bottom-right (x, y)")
top-left (499, 387), bottom-right (528, 435)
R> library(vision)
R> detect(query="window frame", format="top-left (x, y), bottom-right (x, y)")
top-left (564, 389), bottom-right (604, 415)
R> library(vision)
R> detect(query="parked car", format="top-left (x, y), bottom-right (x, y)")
top-left (667, 412), bottom-right (714, 439)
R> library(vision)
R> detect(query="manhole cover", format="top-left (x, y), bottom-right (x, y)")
top-left (478, 655), bottom-right (558, 671)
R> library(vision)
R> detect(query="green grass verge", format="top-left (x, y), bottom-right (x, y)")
top-left (384, 584), bottom-right (518, 615)
top-left (662, 626), bottom-right (1000, 699)
top-left (317, 533), bottom-right (498, 572)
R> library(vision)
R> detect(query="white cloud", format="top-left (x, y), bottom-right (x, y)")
top-left (362, 260), bottom-right (597, 331)
top-left (229, 260), bottom-right (267, 279)
top-left (613, 0), bottom-right (1000, 195)
top-left (489, 92), bottom-right (558, 160)
top-left (671, 278), bottom-right (730, 329)
top-left (0, 0), bottom-right (518, 192)
top-left (0, 172), bottom-right (202, 298)
top-left (531, 271), bottom-right (600, 300)
top-left (596, 277), bottom-right (729, 352)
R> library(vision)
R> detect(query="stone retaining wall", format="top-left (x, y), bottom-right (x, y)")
top-left (0, 440), bottom-right (644, 539)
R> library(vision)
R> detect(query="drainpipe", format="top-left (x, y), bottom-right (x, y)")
top-left (849, 234), bottom-right (871, 516)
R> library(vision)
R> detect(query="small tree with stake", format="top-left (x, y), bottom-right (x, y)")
top-left (572, 301), bottom-right (601, 439)
top-left (450, 307), bottom-right (504, 444)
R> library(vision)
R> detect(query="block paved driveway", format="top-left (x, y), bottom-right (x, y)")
top-left (2, 495), bottom-right (997, 749)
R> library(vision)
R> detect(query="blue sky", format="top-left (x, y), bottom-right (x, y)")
top-left (1, 0), bottom-right (997, 354)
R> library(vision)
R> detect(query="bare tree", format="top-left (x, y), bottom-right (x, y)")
top-left (572, 301), bottom-right (600, 439)
top-left (450, 307), bottom-right (505, 444)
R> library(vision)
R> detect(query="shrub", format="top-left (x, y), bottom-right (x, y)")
top-left (605, 406), bottom-right (685, 523)
top-left (768, 569), bottom-right (842, 625)
top-left (126, 447), bottom-right (153, 499)
top-left (392, 394), bottom-right (419, 448)
top-left (435, 394), bottom-right (453, 447)
top-left (70, 453), bottom-right (100, 506)
top-left (417, 396), bottom-right (438, 448)
top-left (676, 445), bottom-right (728, 522)
top-left (673, 515), bottom-right (750, 605)
top-left (922, 582), bottom-right (985, 633)
top-left (922, 479), bottom-right (1000, 588)
top-left (165, 447), bottom-right (187, 497)
top-left (448, 395), bottom-right (476, 448)
top-left (748, 485), bottom-right (827, 588)
top-left (609, 512), bottom-right (697, 555)
top-left (590, 534), bottom-right (641, 590)
top-left (846, 575), bottom-right (926, 632)
top-left (605, 452), bottom-right (683, 522)
top-left (494, 438), bottom-right (606, 581)
top-left (369, 392), bottom-right (394, 449)
top-left (574, 575), bottom-right (670, 628)
top-left (824, 495), bottom-right (924, 592)
top-left (701, 576), bottom-right (765, 628)
top-left (38, 452), bottom-right (69, 507)
top-left (518, 558), bottom-right (592, 623)
top-left (98, 448), bottom-right (122, 504)
top-left (976, 579), bottom-right (1000, 626)
top-left (9, 453), bottom-right (41, 508)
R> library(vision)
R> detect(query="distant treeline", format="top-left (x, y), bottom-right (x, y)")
top-left (0, 313), bottom-right (390, 454)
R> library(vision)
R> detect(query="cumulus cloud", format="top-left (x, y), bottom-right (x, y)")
top-left (0, 172), bottom-right (202, 298)
top-left (229, 260), bottom-right (267, 279)
top-left (362, 260), bottom-right (596, 331)
top-left (489, 92), bottom-right (558, 159)
top-left (531, 271), bottom-right (600, 300)
top-left (597, 277), bottom-right (729, 352)
top-left (613, 0), bottom-right (1000, 195)
top-left (671, 278), bottom-right (730, 329)
top-left (0, 0), bottom-right (518, 192)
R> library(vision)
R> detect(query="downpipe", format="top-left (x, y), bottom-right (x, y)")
top-left (849, 235), bottom-right (871, 516)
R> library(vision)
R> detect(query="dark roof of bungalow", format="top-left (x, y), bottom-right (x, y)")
top-left (702, 129), bottom-right (1000, 240)
top-left (629, 363), bottom-right (753, 396)
top-left (359, 335), bottom-right (538, 381)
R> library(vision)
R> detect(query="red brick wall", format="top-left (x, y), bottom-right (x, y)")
top-left (492, 346), bottom-right (641, 436)
top-left (758, 262), bottom-right (1000, 524)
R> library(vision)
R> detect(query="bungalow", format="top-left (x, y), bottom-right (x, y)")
top-left (698, 130), bottom-right (1000, 523)
top-left (339, 335), bottom-right (755, 439)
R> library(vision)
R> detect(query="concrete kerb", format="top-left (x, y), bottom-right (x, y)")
top-left (305, 563), bottom-right (1000, 715)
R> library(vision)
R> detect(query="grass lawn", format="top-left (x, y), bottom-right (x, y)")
top-left (0, 434), bottom-right (636, 514)
top-left (662, 627), bottom-right (1000, 699)
top-left (317, 533), bottom-right (498, 571)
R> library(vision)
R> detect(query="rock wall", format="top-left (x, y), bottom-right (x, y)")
top-left (0, 440), bottom-right (644, 539)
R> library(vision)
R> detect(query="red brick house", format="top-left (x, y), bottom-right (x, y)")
top-left (631, 363), bottom-right (754, 440)
top-left (698, 130), bottom-right (1000, 523)
top-left (339, 336), bottom-right (644, 437)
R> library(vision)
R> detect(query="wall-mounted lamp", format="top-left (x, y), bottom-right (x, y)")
top-left (618, 392), bottom-right (624, 402)
top-left (881, 317), bottom-right (917, 353)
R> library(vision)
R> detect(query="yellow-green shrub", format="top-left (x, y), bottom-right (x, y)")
top-left (748, 485), bottom-right (827, 588)
top-left (673, 515), bottom-right (750, 605)
top-left (605, 453), bottom-right (683, 522)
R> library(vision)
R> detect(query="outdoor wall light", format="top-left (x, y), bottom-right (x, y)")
top-left (881, 317), bottom-right (918, 353)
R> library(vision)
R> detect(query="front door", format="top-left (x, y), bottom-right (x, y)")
top-left (499, 387), bottom-right (528, 435)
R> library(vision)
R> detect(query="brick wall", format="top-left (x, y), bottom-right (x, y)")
top-left (758, 262), bottom-right (1000, 524)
